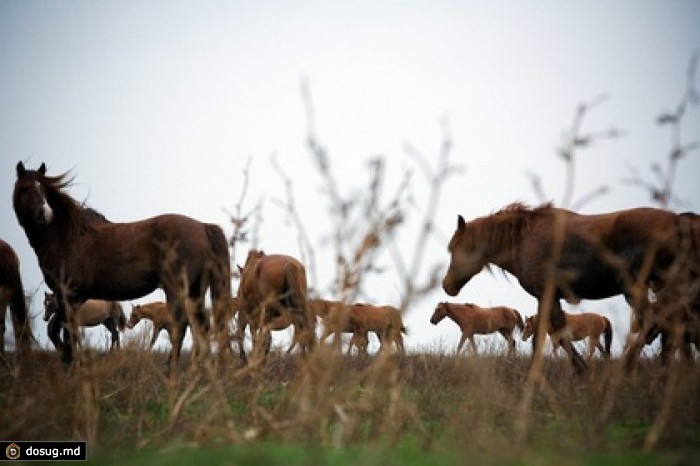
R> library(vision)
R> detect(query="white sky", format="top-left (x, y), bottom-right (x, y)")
top-left (2, 1), bottom-right (699, 355)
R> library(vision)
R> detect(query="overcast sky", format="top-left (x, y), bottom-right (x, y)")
top-left (2, 1), bottom-right (699, 354)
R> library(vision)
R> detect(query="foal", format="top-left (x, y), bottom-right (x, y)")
top-left (521, 311), bottom-right (613, 359)
top-left (311, 299), bottom-right (407, 354)
top-left (430, 302), bottom-right (523, 355)
top-left (127, 302), bottom-right (177, 348)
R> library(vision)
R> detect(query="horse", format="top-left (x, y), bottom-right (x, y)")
top-left (311, 299), bottom-right (407, 355)
top-left (442, 202), bottom-right (697, 373)
top-left (430, 302), bottom-right (523, 355)
top-left (521, 311), bottom-right (612, 359)
top-left (13, 162), bottom-right (233, 370)
top-left (127, 301), bottom-right (176, 348)
top-left (44, 292), bottom-right (126, 350)
top-left (234, 250), bottom-right (315, 362)
top-left (0, 239), bottom-right (33, 356)
top-left (232, 296), bottom-right (308, 355)
top-left (639, 212), bottom-right (700, 363)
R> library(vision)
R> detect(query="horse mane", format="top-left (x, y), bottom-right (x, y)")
top-left (473, 202), bottom-right (554, 253)
top-left (39, 170), bottom-right (103, 236)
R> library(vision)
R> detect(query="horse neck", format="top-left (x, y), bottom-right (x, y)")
top-left (21, 213), bottom-right (85, 276)
top-left (479, 214), bottom-right (527, 274)
top-left (444, 305), bottom-right (463, 324)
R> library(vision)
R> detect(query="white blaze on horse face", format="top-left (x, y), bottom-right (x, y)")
top-left (36, 181), bottom-right (53, 224)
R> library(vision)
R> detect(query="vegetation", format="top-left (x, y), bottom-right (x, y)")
top-left (1, 347), bottom-right (698, 465)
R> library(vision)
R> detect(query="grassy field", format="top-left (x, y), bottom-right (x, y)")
top-left (1, 346), bottom-right (698, 465)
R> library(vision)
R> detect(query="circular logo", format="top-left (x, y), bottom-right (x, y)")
top-left (6, 443), bottom-right (20, 460)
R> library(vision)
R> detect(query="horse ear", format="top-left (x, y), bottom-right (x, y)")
top-left (237, 264), bottom-right (244, 273)
top-left (38, 163), bottom-right (47, 175)
top-left (16, 161), bottom-right (26, 177)
top-left (457, 215), bottom-right (466, 230)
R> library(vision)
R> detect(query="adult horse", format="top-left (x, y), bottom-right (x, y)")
top-left (0, 239), bottom-right (33, 356)
top-left (44, 292), bottom-right (126, 350)
top-left (235, 250), bottom-right (315, 362)
top-left (13, 162), bottom-right (232, 370)
top-left (521, 311), bottom-right (612, 359)
top-left (442, 202), bottom-right (696, 373)
top-left (430, 302), bottom-right (523, 355)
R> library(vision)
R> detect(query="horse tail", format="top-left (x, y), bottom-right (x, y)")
top-left (204, 224), bottom-right (232, 292)
top-left (116, 303), bottom-right (127, 331)
top-left (3, 255), bottom-right (33, 352)
top-left (204, 224), bottom-right (233, 331)
top-left (602, 316), bottom-right (613, 356)
top-left (282, 263), bottom-right (306, 312)
top-left (282, 262), bottom-right (315, 351)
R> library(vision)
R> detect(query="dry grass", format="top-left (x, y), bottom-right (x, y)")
top-left (1, 346), bottom-right (698, 463)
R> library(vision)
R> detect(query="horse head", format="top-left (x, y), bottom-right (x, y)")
top-left (442, 215), bottom-right (487, 296)
top-left (127, 304), bottom-right (142, 329)
top-left (521, 316), bottom-right (537, 341)
top-left (14, 162), bottom-right (54, 226)
top-left (430, 302), bottom-right (450, 325)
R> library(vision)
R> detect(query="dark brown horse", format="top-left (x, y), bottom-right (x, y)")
top-left (521, 311), bottom-right (612, 359)
top-left (13, 162), bottom-right (232, 370)
top-left (235, 250), bottom-right (315, 362)
top-left (430, 302), bottom-right (523, 355)
top-left (641, 212), bottom-right (700, 363)
top-left (0, 239), bottom-right (33, 355)
top-left (442, 202), bottom-right (696, 373)
top-left (44, 292), bottom-right (126, 350)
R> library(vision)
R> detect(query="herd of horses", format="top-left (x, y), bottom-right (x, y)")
top-left (2, 162), bottom-right (699, 374)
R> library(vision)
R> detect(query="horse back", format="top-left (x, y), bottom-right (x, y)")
top-left (238, 253), bottom-right (308, 314)
top-left (75, 299), bottom-right (113, 325)
top-left (140, 302), bottom-right (172, 324)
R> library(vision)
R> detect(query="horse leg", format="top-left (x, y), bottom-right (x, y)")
top-left (593, 335), bottom-right (604, 358)
top-left (104, 319), bottom-right (118, 350)
top-left (168, 321), bottom-right (187, 374)
top-left (469, 336), bottom-right (478, 355)
top-left (234, 311), bottom-right (248, 364)
top-left (395, 330), bottom-right (405, 354)
top-left (548, 303), bottom-right (586, 374)
top-left (502, 330), bottom-right (515, 356)
top-left (285, 326), bottom-right (299, 354)
top-left (456, 333), bottom-right (468, 354)
top-left (149, 328), bottom-right (159, 348)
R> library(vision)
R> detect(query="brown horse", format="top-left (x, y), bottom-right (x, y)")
top-left (0, 239), bottom-right (33, 355)
top-left (312, 299), bottom-right (407, 354)
top-left (641, 212), bottom-right (700, 363)
top-left (232, 296), bottom-right (309, 355)
top-left (127, 301), bottom-right (176, 348)
top-left (13, 162), bottom-right (232, 369)
top-left (442, 202), bottom-right (696, 373)
top-left (235, 250), bottom-right (315, 362)
top-left (44, 292), bottom-right (126, 350)
top-left (521, 311), bottom-right (612, 359)
top-left (430, 302), bottom-right (523, 355)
